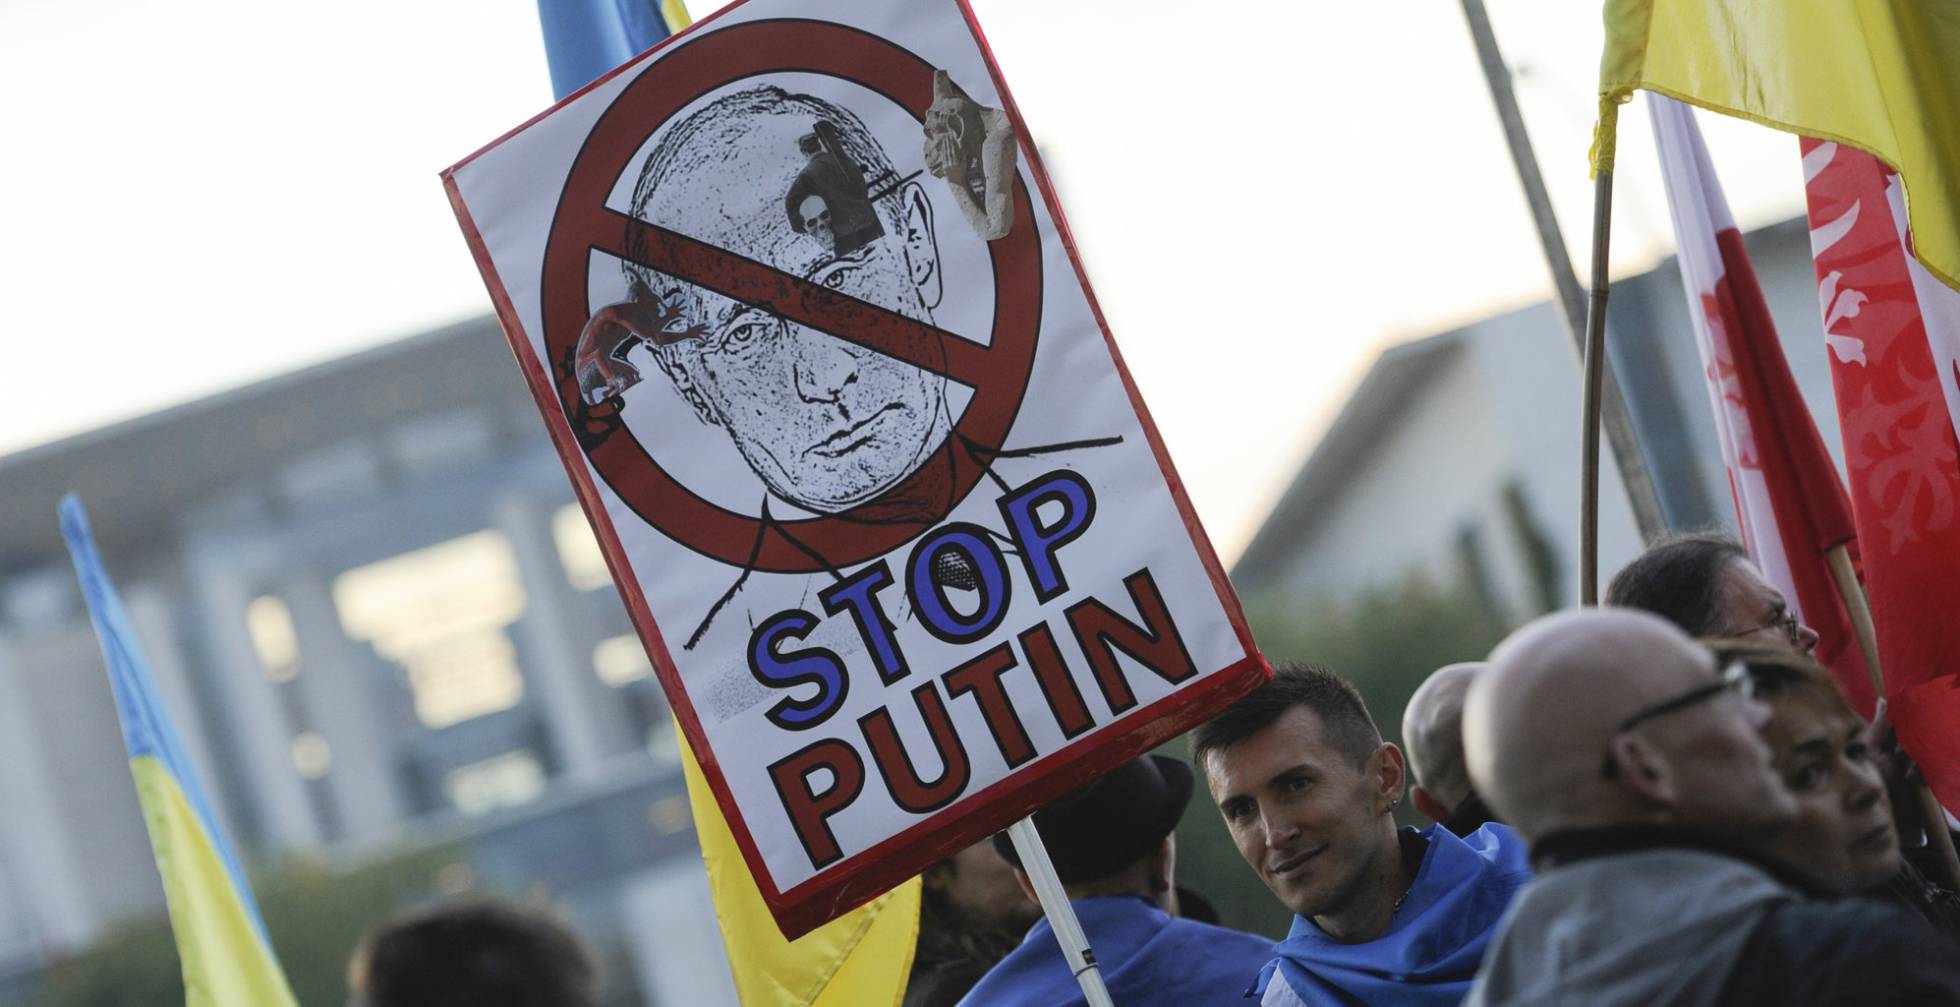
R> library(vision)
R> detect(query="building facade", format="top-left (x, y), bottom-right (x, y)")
top-left (0, 317), bottom-right (736, 1003)
top-left (1234, 217), bottom-right (1842, 627)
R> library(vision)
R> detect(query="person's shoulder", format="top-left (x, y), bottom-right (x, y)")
top-left (1449, 822), bottom-right (1532, 890)
top-left (1163, 915), bottom-right (1276, 957)
top-left (1459, 821), bottom-right (1527, 859)
top-left (1729, 898), bottom-right (1960, 1004)
top-left (951, 940), bottom-right (1060, 1007)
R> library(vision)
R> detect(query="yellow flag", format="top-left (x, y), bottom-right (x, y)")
top-left (62, 497), bottom-right (299, 1007)
top-left (679, 732), bottom-right (921, 1006)
top-left (1597, 0), bottom-right (1960, 291)
top-left (660, 0), bottom-right (693, 33)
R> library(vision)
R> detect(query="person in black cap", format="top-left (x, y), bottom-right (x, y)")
top-left (956, 755), bottom-right (1274, 1007)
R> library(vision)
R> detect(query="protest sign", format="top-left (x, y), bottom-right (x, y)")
top-left (443, 0), bottom-right (1268, 936)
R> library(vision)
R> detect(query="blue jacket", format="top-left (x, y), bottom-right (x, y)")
top-left (1256, 823), bottom-right (1530, 1007)
top-left (959, 895), bottom-right (1274, 1007)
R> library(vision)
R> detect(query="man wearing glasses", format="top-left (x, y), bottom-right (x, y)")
top-left (1461, 609), bottom-right (1960, 1006)
top-left (1604, 533), bottom-right (1820, 655)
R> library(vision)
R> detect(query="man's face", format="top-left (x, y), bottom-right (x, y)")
top-left (1631, 652), bottom-right (1798, 842)
top-left (929, 840), bottom-right (1038, 932)
top-left (644, 108), bottom-right (949, 513)
top-left (1716, 558), bottom-right (1821, 655)
top-left (1204, 706), bottom-right (1395, 920)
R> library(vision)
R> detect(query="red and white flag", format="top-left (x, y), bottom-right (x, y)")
top-left (1648, 97), bottom-right (1875, 714)
top-left (1802, 138), bottom-right (1960, 811)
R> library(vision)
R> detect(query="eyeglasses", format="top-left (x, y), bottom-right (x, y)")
top-left (1741, 607), bottom-right (1803, 650)
top-left (1600, 660), bottom-right (1756, 779)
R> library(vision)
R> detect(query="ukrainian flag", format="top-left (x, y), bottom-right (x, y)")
top-left (59, 497), bottom-right (298, 1007)
top-left (536, 3), bottom-right (924, 998)
top-left (1597, 0), bottom-right (1960, 291)
top-left (537, 0), bottom-right (699, 100)
top-left (681, 734), bottom-right (921, 1007)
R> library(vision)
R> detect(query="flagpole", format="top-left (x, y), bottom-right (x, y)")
top-left (1578, 162), bottom-right (1616, 606)
top-left (1458, 0), bottom-right (1669, 596)
top-left (1007, 818), bottom-right (1116, 1007)
top-left (1826, 544), bottom-right (1960, 889)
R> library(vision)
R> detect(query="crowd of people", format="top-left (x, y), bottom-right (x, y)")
top-left (345, 533), bottom-right (1960, 1006)
top-left (911, 532), bottom-right (1960, 1006)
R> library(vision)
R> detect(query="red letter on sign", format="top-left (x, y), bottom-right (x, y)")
top-left (943, 643), bottom-right (1037, 768)
top-left (860, 681), bottom-right (971, 813)
top-left (767, 739), bottom-right (866, 869)
top-left (1019, 622), bottom-right (1096, 739)
top-left (1064, 568), bottom-right (1196, 715)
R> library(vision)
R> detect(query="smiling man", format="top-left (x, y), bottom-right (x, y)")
top-left (1193, 664), bottom-right (1529, 1007)
top-left (587, 85), bottom-right (956, 519)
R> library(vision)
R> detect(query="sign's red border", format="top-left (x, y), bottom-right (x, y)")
top-left (443, 0), bottom-right (1270, 939)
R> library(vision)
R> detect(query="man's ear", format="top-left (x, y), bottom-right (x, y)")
top-left (899, 181), bottom-right (942, 309)
top-left (1609, 734), bottom-right (1677, 806)
top-left (1411, 786), bottom-right (1452, 825)
top-left (1373, 743), bottom-right (1408, 816)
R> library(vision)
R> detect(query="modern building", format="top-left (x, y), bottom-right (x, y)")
top-left (1233, 216), bottom-right (1841, 627)
top-left (0, 317), bottom-right (736, 1004)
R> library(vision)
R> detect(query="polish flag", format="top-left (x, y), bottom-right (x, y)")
top-left (1802, 138), bottom-right (1960, 811)
top-left (1648, 97), bottom-right (1875, 714)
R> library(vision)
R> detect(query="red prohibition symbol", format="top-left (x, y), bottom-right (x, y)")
top-left (541, 19), bottom-right (1043, 574)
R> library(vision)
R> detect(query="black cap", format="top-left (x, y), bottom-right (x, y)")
top-left (992, 755), bottom-right (1194, 885)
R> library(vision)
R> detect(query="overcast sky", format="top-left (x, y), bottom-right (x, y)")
top-left (0, 0), bottom-right (1810, 561)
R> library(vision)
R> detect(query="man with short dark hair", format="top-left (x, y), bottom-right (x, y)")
top-left (1605, 532), bottom-right (1819, 654)
top-left (1400, 662), bottom-right (1497, 836)
top-left (346, 898), bottom-right (599, 1007)
top-left (1194, 664), bottom-right (1529, 1007)
top-left (1461, 609), bottom-right (1960, 1006)
top-left (956, 756), bottom-right (1273, 1007)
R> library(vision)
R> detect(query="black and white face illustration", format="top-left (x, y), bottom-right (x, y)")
top-left (623, 86), bottom-right (952, 514)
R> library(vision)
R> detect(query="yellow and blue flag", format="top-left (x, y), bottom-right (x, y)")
top-left (680, 733), bottom-right (920, 1007)
top-left (1597, 0), bottom-right (1960, 292)
top-left (59, 496), bottom-right (299, 1007)
top-left (537, 0), bottom-right (697, 100)
top-left (537, 1), bottom-right (923, 997)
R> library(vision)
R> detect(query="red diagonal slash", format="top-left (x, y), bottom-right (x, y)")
top-left (590, 207), bottom-right (993, 386)
top-left (538, 17), bottom-right (1042, 578)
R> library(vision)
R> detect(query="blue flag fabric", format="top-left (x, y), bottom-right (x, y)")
top-left (60, 496), bottom-right (299, 1005)
top-left (1255, 823), bottom-right (1531, 1007)
top-left (537, 0), bottom-right (688, 101)
top-left (959, 895), bottom-right (1274, 1007)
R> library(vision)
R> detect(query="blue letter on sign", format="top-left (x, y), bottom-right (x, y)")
top-left (906, 523), bottom-right (1013, 645)
top-left (748, 610), bottom-right (848, 731)
top-left (999, 469), bottom-right (1097, 603)
top-left (820, 561), bottom-right (909, 686)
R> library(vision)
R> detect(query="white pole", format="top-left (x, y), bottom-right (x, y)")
top-left (1006, 817), bottom-right (1116, 1007)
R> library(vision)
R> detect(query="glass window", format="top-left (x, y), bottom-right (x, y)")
top-left (247, 595), bottom-right (300, 682)
top-left (552, 504), bottom-right (613, 592)
top-left (333, 531), bottom-right (528, 729)
top-left (444, 750), bottom-right (546, 816)
top-left (593, 633), bottom-right (654, 686)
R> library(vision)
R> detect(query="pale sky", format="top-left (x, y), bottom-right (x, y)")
top-left (0, 0), bottom-right (1809, 561)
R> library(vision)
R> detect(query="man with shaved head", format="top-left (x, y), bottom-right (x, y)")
top-left (1400, 662), bottom-right (1496, 836)
top-left (1462, 609), bottom-right (1960, 1006)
